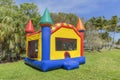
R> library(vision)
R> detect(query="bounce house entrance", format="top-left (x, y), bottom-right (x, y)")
top-left (64, 52), bottom-right (70, 59)
top-left (63, 52), bottom-right (79, 70)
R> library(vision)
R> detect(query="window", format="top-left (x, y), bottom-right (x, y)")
top-left (28, 40), bottom-right (38, 58)
top-left (56, 38), bottom-right (77, 51)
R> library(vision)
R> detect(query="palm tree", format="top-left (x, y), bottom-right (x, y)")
top-left (110, 16), bottom-right (120, 48)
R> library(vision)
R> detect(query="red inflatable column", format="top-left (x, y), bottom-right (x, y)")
top-left (76, 18), bottom-right (85, 56)
top-left (25, 20), bottom-right (35, 56)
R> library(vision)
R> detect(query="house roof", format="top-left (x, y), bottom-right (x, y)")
top-left (51, 23), bottom-right (81, 37)
top-left (25, 20), bottom-right (35, 33)
top-left (27, 23), bottom-right (81, 37)
top-left (51, 23), bottom-right (74, 33)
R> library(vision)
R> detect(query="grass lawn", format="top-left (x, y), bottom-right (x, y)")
top-left (0, 49), bottom-right (120, 80)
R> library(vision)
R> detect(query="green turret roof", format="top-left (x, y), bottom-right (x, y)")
top-left (40, 8), bottom-right (53, 25)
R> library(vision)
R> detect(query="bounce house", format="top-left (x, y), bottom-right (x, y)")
top-left (24, 9), bottom-right (86, 71)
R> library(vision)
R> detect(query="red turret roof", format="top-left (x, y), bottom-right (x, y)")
top-left (76, 18), bottom-right (85, 31)
top-left (25, 20), bottom-right (34, 33)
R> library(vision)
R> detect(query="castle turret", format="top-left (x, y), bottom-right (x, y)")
top-left (76, 18), bottom-right (85, 56)
top-left (39, 8), bottom-right (53, 60)
top-left (25, 20), bottom-right (35, 34)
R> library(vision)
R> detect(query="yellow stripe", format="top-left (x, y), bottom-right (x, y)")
top-left (56, 23), bottom-right (61, 27)
top-left (63, 23), bottom-right (67, 26)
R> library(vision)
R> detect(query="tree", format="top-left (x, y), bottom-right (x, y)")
top-left (0, 0), bottom-right (16, 61)
top-left (116, 39), bottom-right (120, 45)
top-left (101, 32), bottom-right (112, 49)
top-left (88, 17), bottom-right (105, 49)
top-left (0, 1), bottom-right (41, 62)
top-left (51, 12), bottom-right (78, 26)
top-left (20, 3), bottom-right (41, 30)
top-left (115, 39), bottom-right (120, 49)
top-left (84, 21), bottom-right (103, 51)
top-left (110, 16), bottom-right (120, 48)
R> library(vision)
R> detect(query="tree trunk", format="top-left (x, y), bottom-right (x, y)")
top-left (0, 45), bottom-right (2, 62)
top-left (109, 26), bottom-right (117, 50)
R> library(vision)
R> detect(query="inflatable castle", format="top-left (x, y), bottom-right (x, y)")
top-left (24, 8), bottom-right (86, 71)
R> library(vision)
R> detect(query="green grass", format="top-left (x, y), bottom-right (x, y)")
top-left (0, 49), bottom-right (120, 80)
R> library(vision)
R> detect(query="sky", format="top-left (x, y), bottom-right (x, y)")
top-left (16, 0), bottom-right (120, 41)
top-left (16, 0), bottom-right (120, 19)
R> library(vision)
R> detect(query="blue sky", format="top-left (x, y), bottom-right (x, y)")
top-left (16, 0), bottom-right (120, 19)
top-left (16, 0), bottom-right (120, 41)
